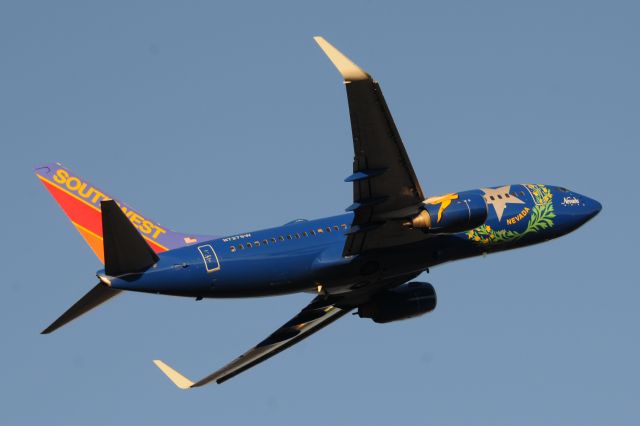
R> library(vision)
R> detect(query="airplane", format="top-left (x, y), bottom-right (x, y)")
top-left (35, 37), bottom-right (601, 389)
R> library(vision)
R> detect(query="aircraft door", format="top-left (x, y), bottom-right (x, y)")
top-left (197, 244), bottom-right (221, 272)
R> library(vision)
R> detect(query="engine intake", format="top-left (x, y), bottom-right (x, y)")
top-left (357, 282), bottom-right (437, 323)
top-left (406, 191), bottom-right (488, 233)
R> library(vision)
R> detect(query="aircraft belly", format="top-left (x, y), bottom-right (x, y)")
top-left (205, 252), bottom-right (320, 297)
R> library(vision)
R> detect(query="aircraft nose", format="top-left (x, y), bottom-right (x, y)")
top-left (581, 195), bottom-right (602, 221)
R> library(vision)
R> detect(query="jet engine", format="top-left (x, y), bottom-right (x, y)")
top-left (406, 191), bottom-right (488, 233)
top-left (357, 282), bottom-right (437, 324)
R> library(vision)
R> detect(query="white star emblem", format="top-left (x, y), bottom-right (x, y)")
top-left (481, 185), bottom-right (525, 222)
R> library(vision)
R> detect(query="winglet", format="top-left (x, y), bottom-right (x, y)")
top-left (313, 36), bottom-right (370, 81)
top-left (153, 360), bottom-right (194, 389)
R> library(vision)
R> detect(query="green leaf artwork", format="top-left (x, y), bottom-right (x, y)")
top-left (467, 184), bottom-right (556, 245)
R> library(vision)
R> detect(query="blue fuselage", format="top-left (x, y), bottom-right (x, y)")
top-left (104, 184), bottom-right (601, 298)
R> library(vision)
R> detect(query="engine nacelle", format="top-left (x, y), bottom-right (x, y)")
top-left (407, 191), bottom-right (488, 233)
top-left (357, 282), bottom-right (437, 324)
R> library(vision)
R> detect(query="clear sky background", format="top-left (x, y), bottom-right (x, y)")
top-left (1, 1), bottom-right (638, 424)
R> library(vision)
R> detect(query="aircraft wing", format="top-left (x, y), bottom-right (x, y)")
top-left (153, 296), bottom-right (350, 388)
top-left (314, 37), bottom-right (427, 256)
top-left (154, 272), bottom-right (419, 388)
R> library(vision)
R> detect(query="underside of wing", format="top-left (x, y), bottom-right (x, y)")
top-left (314, 37), bottom-right (428, 256)
top-left (153, 271), bottom-right (420, 388)
top-left (154, 297), bottom-right (350, 388)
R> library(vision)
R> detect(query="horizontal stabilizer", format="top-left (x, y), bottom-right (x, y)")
top-left (102, 200), bottom-right (159, 276)
top-left (41, 283), bottom-right (121, 334)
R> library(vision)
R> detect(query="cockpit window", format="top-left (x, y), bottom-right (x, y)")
top-left (558, 187), bottom-right (569, 192)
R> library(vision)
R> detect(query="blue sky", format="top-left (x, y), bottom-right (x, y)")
top-left (1, 1), bottom-right (638, 424)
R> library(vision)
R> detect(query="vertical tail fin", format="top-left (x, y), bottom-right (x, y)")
top-left (34, 162), bottom-right (217, 263)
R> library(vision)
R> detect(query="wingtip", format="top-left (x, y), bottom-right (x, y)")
top-left (313, 36), bottom-right (369, 81)
top-left (153, 359), bottom-right (195, 389)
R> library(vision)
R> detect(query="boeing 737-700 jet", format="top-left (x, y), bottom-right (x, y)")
top-left (36, 37), bottom-right (601, 388)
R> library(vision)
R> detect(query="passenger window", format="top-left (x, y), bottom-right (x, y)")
top-left (497, 195), bottom-right (503, 199)
top-left (287, 234), bottom-right (292, 240)
top-left (317, 228), bottom-right (324, 234)
top-left (505, 193), bottom-right (510, 198)
top-left (263, 239), bottom-right (268, 245)
top-left (247, 242), bottom-right (253, 248)
top-left (238, 244), bottom-right (244, 250)
top-left (520, 191), bottom-right (525, 196)
top-left (310, 230), bottom-right (316, 236)
top-left (303, 231), bottom-right (308, 237)
top-left (279, 236), bottom-right (285, 241)
top-left (254, 241), bottom-right (260, 247)
top-left (230, 246), bottom-right (236, 252)
top-left (333, 225), bottom-right (339, 231)
top-left (490, 196), bottom-right (495, 201)
top-left (271, 237), bottom-right (277, 243)
top-left (295, 233), bottom-right (300, 239)
top-left (326, 227), bottom-right (331, 233)
top-left (341, 224), bottom-right (347, 230)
